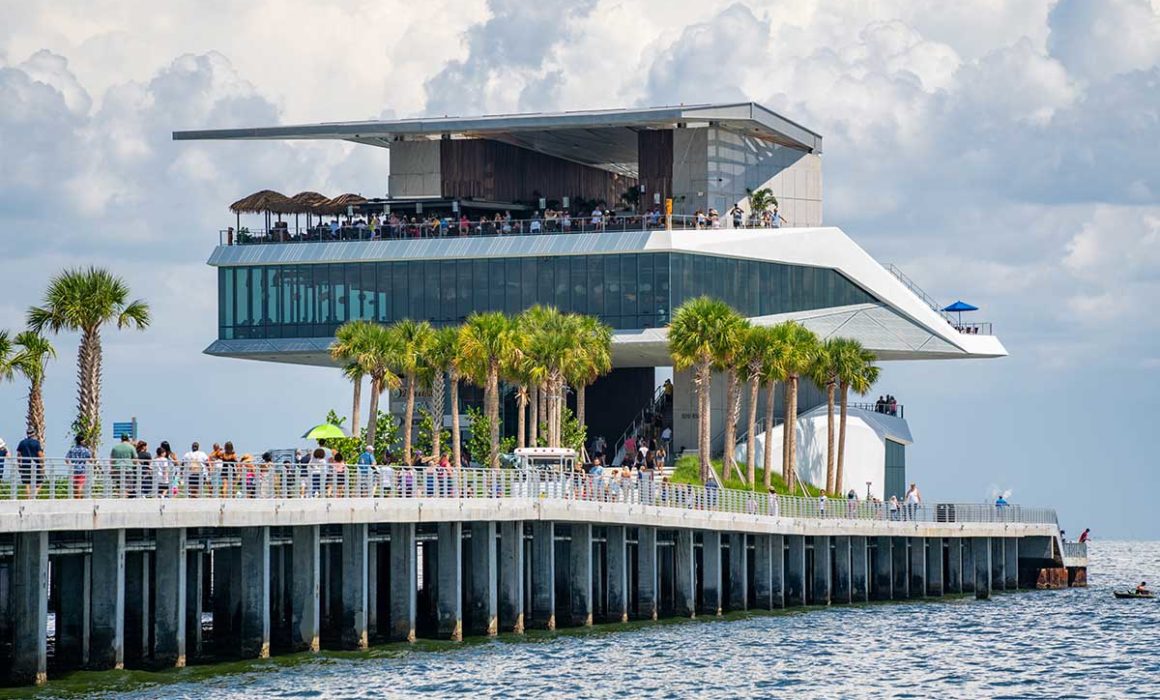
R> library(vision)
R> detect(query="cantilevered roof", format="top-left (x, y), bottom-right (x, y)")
top-left (172, 102), bottom-right (823, 169)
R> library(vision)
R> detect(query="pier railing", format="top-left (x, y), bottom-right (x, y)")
top-left (1062, 541), bottom-right (1088, 560)
top-left (1, 459), bottom-right (1058, 525)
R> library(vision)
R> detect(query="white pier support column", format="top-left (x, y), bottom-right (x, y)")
top-left (891, 537), bottom-right (909, 599)
top-left (947, 538), bottom-right (964, 594)
top-left (530, 521), bottom-right (556, 630)
top-left (909, 537), bottom-right (926, 598)
top-left (90, 529), bottom-right (126, 670)
top-left (961, 537), bottom-right (977, 595)
top-left (468, 522), bottom-right (498, 636)
top-left (185, 550), bottom-right (204, 661)
top-left (1004, 538), bottom-right (1019, 590)
top-left (728, 533), bottom-right (748, 611)
top-left (701, 531), bottom-right (722, 616)
top-left (974, 537), bottom-right (992, 600)
top-left (154, 528), bottom-right (187, 667)
top-left (926, 538), bottom-right (944, 597)
top-left (569, 524), bottom-right (593, 626)
top-left (606, 526), bottom-right (628, 623)
top-left (832, 536), bottom-right (852, 604)
top-left (291, 526), bottom-right (321, 652)
top-left (770, 535), bottom-right (785, 608)
top-left (752, 534), bottom-right (773, 610)
top-left (389, 524), bottom-right (417, 642)
top-left (674, 529), bottom-right (696, 618)
top-left (851, 536), bottom-right (869, 602)
top-left (872, 536), bottom-right (893, 601)
top-left (341, 524), bottom-right (369, 650)
top-left (810, 536), bottom-right (831, 606)
top-left (239, 527), bottom-right (271, 659)
top-left (498, 521), bottom-right (524, 634)
top-left (436, 522), bottom-right (463, 641)
top-left (12, 532), bottom-right (48, 686)
top-left (637, 526), bottom-right (658, 620)
top-left (785, 535), bottom-right (806, 607)
top-left (991, 539), bottom-right (1006, 591)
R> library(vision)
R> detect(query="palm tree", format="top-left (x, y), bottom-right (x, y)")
top-left (13, 332), bottom-right (56, 442)
top-left (717, 314), bottom-right (751, 482)
top-left (332, 320), bottom-right (379, 438)
top-left (422, 326), bottom-right (460, 462)
top-left (0, 331), bottom-right (15, 384)
top-left (668, 297), bottom-right (740, 483)
top-left (807, 339), bottom-right (840, 493)
top-left (835, 341), bottom-right (879, 494)
top-left (746, 187), bottom-right (778, 216)
top-left (527, 309), bottom-right (579, 447)
top-left (27, 267), bottom-right (150, 448)
top-left (389, 320), bottom-right (436, 465)
top-left (567, 315), bottom-right (613, 433)
top-left (741, 326), bottom-right (771, 487)
top-left (458, 312), bottom-right (517, 468)
top-left (345, 322), bottom-right (401, 448)
top-left (751, 326), bottom-right (789, 491)
top-left (775, 322), bottom-right (820, 491)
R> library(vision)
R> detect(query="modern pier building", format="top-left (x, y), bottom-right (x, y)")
top-left (178, 103), bottom-right (1005, 498)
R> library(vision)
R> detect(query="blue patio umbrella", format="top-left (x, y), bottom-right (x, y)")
top-left (942, 300), bottom-right (979, 326)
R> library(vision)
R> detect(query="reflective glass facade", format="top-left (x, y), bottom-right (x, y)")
top-left (885, 439), bottom-right (906, 500)
top-left (217, 252), bottom-right (874, 340)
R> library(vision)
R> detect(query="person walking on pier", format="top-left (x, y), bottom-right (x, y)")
top-left (904, 483), bottom-right (922, 520)
top-left (183, 442), bottom-right (208, 497)
top-left (110, 434), bottom-right (135, 498)
top-left (65, 434), bottom-right (92, 498)
top-left (357, 444), bottom-right (375, 496)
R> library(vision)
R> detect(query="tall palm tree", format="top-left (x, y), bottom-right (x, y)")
top-left (752, 326), bottom-right (789, 491)
top-left (835, 341), bottom-right (879, 494)
top-left (458, 312), bottom-right (518, 468)
top-left (389, 319), bottom-right (436, 464)
top-left (13, 332), bottom-right (56, 442)
top-left (717, 314), bottom-right (751, 482)
top-left (28, 267), bottom-right (150, 448)
top-left (346, 322), bottom-right (401, 448)
top-left (807, 339), bottom-right (840, 493)
top-left (446, 327), bottom-right (466, 469)
top-left (741, 325), bottom-right (773, 487)
top-left (422, 326), bottom-right (460, 462)
top-left (668, 297), bottom-right (740, 483)
top-left (776, 322), bottom-right (820, 491)
top-left (332, 320), bottom-right (379, 438)
top-left (0, 331), bottom-right (15, 384)
top-left (567, 315), bottom-right (613, 433)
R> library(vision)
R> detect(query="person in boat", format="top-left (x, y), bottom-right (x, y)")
top-left (1136, 581), bottom-right (1151, 595)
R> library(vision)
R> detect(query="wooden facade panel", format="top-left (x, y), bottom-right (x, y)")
top-left (440, 139), bottom-right (635, 207)
top-left (637, 129), bottom-right (673, 208)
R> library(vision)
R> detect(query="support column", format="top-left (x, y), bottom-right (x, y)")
top-left (154, 528), bottom-right (187, 667)
top-left (341, 524), bottom-right (369, 650)
top-left (124, 551), bottom-right (150, 666)
top-left (636, 526), bottom-right (658, 620)
top-left (12, 532), bottom-right (48, 686)
top-left (606, 526), bottom-right (628, 622)
top-left (961, 537), bottom-right (976, 594)
top-left (701, 531), bottom-right (722, 616)
top-left (290, 526), bottom-right (320, 651)
top-left (674, 529), bottom-right (696, 618)
top-left (785, 535), bottom-right (806, 607)
top-left (926, 538), bottom-right (944, 597)
top-left (728, 533), bottom-right (748, 611)
top-left (752, 534), bottom-right (773, 610)
top-left (569, 524), bottom-right (593, 626)
top-left (770, 535), bottom-right (785, 608)
top-left (909, 537), bottom-right (926, 598)
top-left (90, 529), bottom-right (125, 670)
top-left (991, 539), bottom-right (1006, 591)
top-left (185, 550), bottom-right (204, 661)
top-left (810, 536), bottom-right (831, 606)
top-left (239, 527), bottom-right (271, 659)
top-left (436, 522), bottom-right (463, 641)
top-left (388, 523), bottom-right (417, 642)
top-left (530, 522), bottom-right (556, 630)
top-left (366, 542), bottom-right (379, 637)
top-left (872, 536), bottom-right (893, 600)
top-left (498, 521), bottom-right (524, 633)
top-left (891, 537), bottom-right (909, 599)
top-left (468, 522), bottom-right (497, 635)
top-left (974, 537), bottom-right (992, 600)
top-left (1004, 538), bottom-right (1019, 590)
top-left (832, 536), bottom-right (852, 604)
top-left (947, 539), bottom-right (964, 594)
top-left (55, 554), bottom-right (90, 669)
top-left (851, 536), bottom-right (869, 602)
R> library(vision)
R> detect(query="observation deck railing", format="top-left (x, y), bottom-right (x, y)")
top-left (1, 459), bottom-right (1059, 526)
top-left (883, 263), bottom-right (995, 336)
top-left (849, 402), bottom-right (905, 419)
top-left (219, 214), bottom-right (797, 246)
top-left (1062, 541), bottom-right (1088, 561)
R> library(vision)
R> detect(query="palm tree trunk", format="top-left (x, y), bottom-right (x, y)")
top-left (27, 379), bottom-right (45, 443)
top-left (781, 383), bottom-right (790, 484)
top-left (366, 378), bottom-right (382, 447)
top-left (350, 376), bottom-right (363, 439)
top-left (403, 374), bottom-right (416, 464)
top-left (431, 372), bottom-right (446, 461)
top-left (837, 382), bottom-right (850, 495)
top-left (824, 382), bottom-right (836, 493)
top-left (487, 362), bottom-right (500, 468)
top-left (577, 384), bottom-right (586, 433)
top-left (745, 375), bottom-right (759, 487)
top-left (786, 376), bottom-right (799, 491)
top-left (450, 372), bottom-right (462, 468)
top-left (529, 384), bottom-right (539, 446)
top-left (77, 327), bottom-right (101, 447)
top-left (516, 387), bottom-right (527, 450)
top-left (538, 384), bottom-right (547, 442)
top-left (723, 369), bottom-right (741, 478)
top-left (696, 362), bottom-right (711, 483)
top-left (762, 381), bottom-right (776, 490)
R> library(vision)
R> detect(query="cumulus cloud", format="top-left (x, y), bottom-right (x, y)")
top-left (1048, 0), bottom-right (1160, 82)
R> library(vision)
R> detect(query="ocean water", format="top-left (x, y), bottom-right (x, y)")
top-left (12, 541), bottom-right (1158, 700)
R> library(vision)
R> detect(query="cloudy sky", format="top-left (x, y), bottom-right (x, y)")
top-left (1, 0), bottom-right (1157, 536)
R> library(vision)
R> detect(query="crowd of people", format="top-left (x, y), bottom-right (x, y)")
top-left (874, 395), bottom-right (900, 416)
top-left (230, 204), bottom-right (790, 245)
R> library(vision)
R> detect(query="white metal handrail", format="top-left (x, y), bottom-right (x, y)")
top-left (0, 458), bottom-right (1059, 525)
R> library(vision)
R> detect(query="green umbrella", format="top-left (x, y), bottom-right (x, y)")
top-left (302, 423), bottom-right (347, 440)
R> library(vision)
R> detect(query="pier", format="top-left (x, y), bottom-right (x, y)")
top-left (0, 465), bottom-right (1085, 687)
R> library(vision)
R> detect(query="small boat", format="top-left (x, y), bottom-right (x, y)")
top-left (1113, 591), bottom-right (1155, 599)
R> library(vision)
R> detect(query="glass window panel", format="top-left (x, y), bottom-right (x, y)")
top-left (604, 255), bottom-right (621, 321)
top-left (655, 253), bottom-right (670, 325)
top-left (333, 265), bottom-right (348, 324)
top-left (456, 260), bottom-right (471, 322)
top-left (440, 261), bottom-right (456, 323)
top-left (555, 256), bottom-right (570, 311)
top-left (505, 260), bottom-right (521, 313)
top-left (490, 259), bottom-right (505, 312)
top-left (525, 258), bottom-right (541, 312)
top-left (588, 256), bottom-right (603, 316)
top-left (571, 256), bottom-right (588, 315)
top-left (424, 262), bottom-right (439, 321)
top-left (638, 254), bottom-right (654, 327)
top-left (621, 254), bottom-right (637, 322)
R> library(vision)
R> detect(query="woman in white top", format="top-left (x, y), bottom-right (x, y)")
top-left (308, 447), bottom-right (327, 497)
top-left (904, 483), bottom-right (921, 520)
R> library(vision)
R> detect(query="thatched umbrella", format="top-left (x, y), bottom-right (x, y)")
top-left (289, 191), bottom-right (330, 231)
top-left (228, 190), bottom-right (293, 236)
top-left (319, 193), bottom-right (368, 218)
